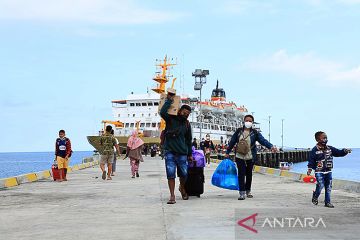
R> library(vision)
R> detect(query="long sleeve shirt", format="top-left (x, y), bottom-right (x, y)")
top-left (160, 98), bottom-right (192, 156)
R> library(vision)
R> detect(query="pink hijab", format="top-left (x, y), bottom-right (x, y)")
top-left (127, 131), bottom-right (144, 150)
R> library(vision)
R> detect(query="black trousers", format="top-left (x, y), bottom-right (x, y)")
top-left (235, 158), bottom-right (254, 192)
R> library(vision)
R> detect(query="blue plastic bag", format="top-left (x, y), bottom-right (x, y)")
top-left (211, 159), bottom-right (239, 190)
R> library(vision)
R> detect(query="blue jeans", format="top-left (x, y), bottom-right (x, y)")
top-left (314, 172), bottom-right (333, 203)
top-left (164, 151), bottom-right (188, 179)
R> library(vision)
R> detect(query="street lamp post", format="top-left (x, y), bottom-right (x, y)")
top-left (193, 69), bottom-right (209, 141)
top-left (268, 115), bottom-right (271, 142)
top-left (281, 119), bottom-right (284, 150)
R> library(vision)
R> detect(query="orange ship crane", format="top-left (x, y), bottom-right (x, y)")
top-left (152, 55), bottom-right (177, 94)
top-left (101, 120), bottom-right (124, 131)
top-left (152, 56), bottom-right (177, 131)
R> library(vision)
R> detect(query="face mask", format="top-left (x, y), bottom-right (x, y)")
top-left (244, 122), bottom-right (253, 128)
top-left (206, 137), bottom-right (210, 140)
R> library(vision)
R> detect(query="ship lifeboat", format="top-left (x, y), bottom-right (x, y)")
top-left (212, 105), bottom-right (223, 115)
top-left (224, 104), bottom-right (236, 114)
top-left (237, 106), bottom-right (248, 113)
top-left (199, 102), bottom-right (212, 114)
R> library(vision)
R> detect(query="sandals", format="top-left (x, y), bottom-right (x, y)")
top-left (107, 176), bottom-right (112, 180)
top-left (179, 186), bottom-right (189, 200)
top-left (167, 199), bottom-right (176, 204)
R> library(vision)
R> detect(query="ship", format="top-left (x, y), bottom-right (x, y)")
top-left (87, 56), bottom-right (259, 152)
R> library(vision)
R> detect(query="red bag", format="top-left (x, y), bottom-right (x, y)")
top-left (303, 175), bottom-right (316, 183)
top-left (51, 165), bottom-right (64, 181)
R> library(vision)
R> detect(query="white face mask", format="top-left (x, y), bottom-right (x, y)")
top-left (244, 122), bottom-right (253, 129)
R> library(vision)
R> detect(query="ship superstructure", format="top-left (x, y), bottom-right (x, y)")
top-left (105, 56), bottom-right (257, 144)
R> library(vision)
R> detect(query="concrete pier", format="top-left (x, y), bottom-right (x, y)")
top-left (0, 156), bottom-right (359, 240)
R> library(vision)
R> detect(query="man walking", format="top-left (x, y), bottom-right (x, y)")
top-left (55, 130), bottom-right (72, 182)
top-left (99, 125), bottom-right (120, 180)
top-left (160, 91), bottom-right (193, 204)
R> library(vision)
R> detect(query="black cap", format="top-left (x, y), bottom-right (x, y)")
top-left (180, 104), bottom-right (192, 112)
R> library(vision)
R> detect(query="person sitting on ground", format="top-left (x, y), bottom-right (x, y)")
top-left (307, 131), bottom-right (351, 208)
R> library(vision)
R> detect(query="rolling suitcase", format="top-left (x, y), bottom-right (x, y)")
top-left (185, 167), bottom-right (204, 197)
top-left (51, 164), bottom-right (64, 181)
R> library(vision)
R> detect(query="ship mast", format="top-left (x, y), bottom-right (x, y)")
top-left (152, 55), bottom-right (176, 94)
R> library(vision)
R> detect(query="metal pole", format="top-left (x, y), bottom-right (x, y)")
top-left (281, 119), bottom-right (284, 149)
top-left (199, 84), bottom-right (202, 141)
top-left (268, 115), bottom-right (271, 142)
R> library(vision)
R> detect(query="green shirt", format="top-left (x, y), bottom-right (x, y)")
top-left (99, 133), bottom-right (117, 155)
top-left (160, 99), bottom-right (192, 156)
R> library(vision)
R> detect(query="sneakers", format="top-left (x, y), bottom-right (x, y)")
top-left (136, 172), bottom-right (139, 178)
top-left (238, 191), bottom-right (246, 200)
top-left (324, 202), bottom-right (334, 208)
top-left (238, 194), bottom-right (245, 200)
top-left (312, 191), bottom-right (318, 205)
top-left (102, 171), bottom-right (106, 180)
top-left (312, 197), bottom-right (318, 205)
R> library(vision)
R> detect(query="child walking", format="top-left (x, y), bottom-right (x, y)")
top-left (307, 131), bottom-right (351, 208)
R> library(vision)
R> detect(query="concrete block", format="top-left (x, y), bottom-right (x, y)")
top-left (35, 171), bottom-right (51, 180)
top-left (253, 165), bottom-right (261, 173)
top-left (259, 167), bottom-right (268, 174)
top-left (0, 177), bottom-right (18, 188)
top-left (16, 173), bottom-right (38, 184)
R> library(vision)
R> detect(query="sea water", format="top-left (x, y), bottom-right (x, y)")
top-left (0, 151), bottom-right (93, 179)
top-left (291, 148), bottom-right (360, 182)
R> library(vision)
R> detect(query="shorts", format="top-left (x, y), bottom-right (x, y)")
top-left (164, 151), bottom-right (188, 179)
top-left (100, 154), bottom-right (114, 165)
top-left (56, 156), bottom-right (69, 169)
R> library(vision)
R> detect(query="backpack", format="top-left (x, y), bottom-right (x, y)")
top-left (236, 130), bottom-right (251, 155)
top-left (160, 118), bottom-right (190, 146)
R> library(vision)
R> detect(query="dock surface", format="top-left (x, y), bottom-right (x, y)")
top-left (1, 156), bottom-right (359, 240)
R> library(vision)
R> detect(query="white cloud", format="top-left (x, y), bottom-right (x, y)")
top-left (221, 0), bottom-right (252, 14)
top-left (337, 0), bottom-right (360, 4)
top-left (244, 50), bottom-right (360, 85)
top-left (0, 0), bottom-right (182, 24)
top-left (220, 0), bottom-right (276, 15)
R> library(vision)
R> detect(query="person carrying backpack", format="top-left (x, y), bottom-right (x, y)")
top-left (160, 91), bottom-right (193, 204)
top-left (225, 115), bottom-right (277, 200)
top-left (99, 125), bottom-right (121, 180)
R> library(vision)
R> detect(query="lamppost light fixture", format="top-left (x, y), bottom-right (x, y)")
top-left (192, 68), bottom-right (209, 141)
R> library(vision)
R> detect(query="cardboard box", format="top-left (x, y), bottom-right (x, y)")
top-left (158, 93), bottom-right (181, 115)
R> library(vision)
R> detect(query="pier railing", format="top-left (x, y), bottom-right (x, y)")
top-left (210, 150), bottom-right (310, 168)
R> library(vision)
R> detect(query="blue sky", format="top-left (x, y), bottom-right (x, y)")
top-left (0, 0), bottom-right (359, 152)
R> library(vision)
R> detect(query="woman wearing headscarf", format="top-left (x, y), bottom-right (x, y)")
top-left (126, 131), bottom-right (144, 178)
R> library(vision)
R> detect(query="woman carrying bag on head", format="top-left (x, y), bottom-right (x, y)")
top-left (225, 115), bottom-right (277, 200)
